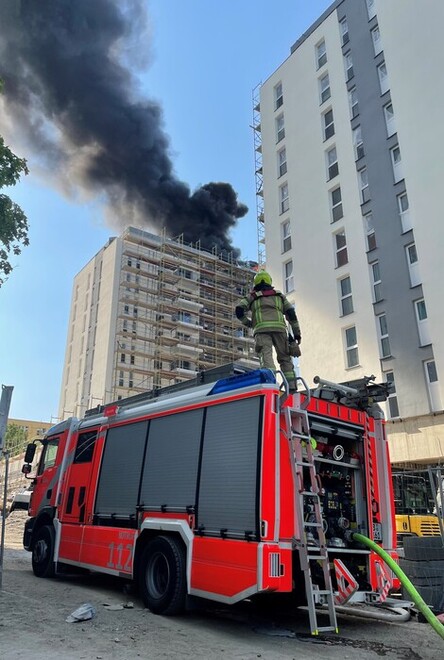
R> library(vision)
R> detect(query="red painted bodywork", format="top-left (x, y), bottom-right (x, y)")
top-left (27, 380), bottom-right (399, 602)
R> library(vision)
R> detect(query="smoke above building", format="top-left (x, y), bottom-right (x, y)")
top-left (0, 0), bottom-right (248, 256)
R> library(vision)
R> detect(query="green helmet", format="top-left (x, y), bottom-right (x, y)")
top-left (253, 271), bottom-right (272, 287)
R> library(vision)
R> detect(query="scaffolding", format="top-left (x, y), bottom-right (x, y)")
top-left (253, 82), bottom-right (266, 267)
top-left (111, 227), bottom-right (258, 401)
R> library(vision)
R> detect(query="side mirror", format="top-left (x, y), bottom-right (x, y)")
top-left (24, 442), bottom-right (36, 464)
top-left (22, 463), bottom-right (32, 475)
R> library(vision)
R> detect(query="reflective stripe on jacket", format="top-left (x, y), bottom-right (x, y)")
top-left (237, 289), bottom-right (292, 335)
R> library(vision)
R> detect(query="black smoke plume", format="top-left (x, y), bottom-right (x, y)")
top-left (0, 0), bottom-right (247, 256)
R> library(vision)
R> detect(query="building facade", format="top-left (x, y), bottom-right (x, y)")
top-left (59, 227), bottom-right (257, 420)
top-left (255, 0), bottom-right (444, 463)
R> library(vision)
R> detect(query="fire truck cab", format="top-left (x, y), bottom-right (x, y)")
top-left (22, 365), bottom-right (398, 632)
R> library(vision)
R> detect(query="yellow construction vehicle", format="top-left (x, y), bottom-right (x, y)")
top-left (392, 471), bottom-right (441, 545)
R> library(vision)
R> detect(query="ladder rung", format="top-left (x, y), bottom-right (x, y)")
top-left (291, 433), bottom-right (311, 441)
top-left (300, 491), bottom-right (319, 497)
top-left (310, 589), bottom-right (334, 596)
top-left (317, 626), bottom-right (338, 633)
top-left (307, 553), bottom-right (328, 560)
top-left (304, 522), bottom-right (322, 527)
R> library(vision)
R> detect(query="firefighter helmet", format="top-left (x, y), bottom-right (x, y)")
top-left (253, 271), bottom-right (272, 287)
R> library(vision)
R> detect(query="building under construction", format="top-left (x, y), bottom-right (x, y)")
top-left (58, 227), bottom-right (258, 420)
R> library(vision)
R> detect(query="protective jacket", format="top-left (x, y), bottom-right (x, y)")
top-left (235, 285), bottom-right (301, 340)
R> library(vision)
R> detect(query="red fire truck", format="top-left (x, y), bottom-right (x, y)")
top-left (21, 365), bottom-right (399, 634)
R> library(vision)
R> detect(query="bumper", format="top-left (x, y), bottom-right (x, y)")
top-left (23, 517), bottom-right (35, 551)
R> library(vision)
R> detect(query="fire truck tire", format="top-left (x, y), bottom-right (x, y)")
top-left (32, 525), bottom-right (55, 578)
top-left (138, 535), bottom-right (187, 615)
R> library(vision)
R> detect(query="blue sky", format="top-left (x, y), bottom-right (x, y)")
top-left (1, 0), bottom-right (331, 422)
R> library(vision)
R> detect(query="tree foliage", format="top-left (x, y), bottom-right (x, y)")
top-left (0, 78), bottom-right (30, 286)
top-left (4, 423), bottom-right (28, 457)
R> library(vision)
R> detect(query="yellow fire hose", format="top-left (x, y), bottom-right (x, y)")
top-left (353, 532), bottom-right (444, 641)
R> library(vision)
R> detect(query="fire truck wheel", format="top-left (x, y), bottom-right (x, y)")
top-left (32, 525), bottom-right (55, 578)
top-left (138, 535), bottom-right (187, 615)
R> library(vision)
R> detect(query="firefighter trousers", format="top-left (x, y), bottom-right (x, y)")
top-left (254, 331), bottom-right (297, 392)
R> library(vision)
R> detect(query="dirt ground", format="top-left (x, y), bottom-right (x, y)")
top-left (1, 511), bottom-right (444, 660)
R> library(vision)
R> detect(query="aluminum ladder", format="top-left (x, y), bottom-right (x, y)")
top-left (284, 401), bottom-right (338, 635)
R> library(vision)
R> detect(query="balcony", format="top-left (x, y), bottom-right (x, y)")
top-left (170, 362), bottom-right (198, 376)
top-left (175, 342), bottom-right (203, 357)
top-left (176, 296), bottom-right (203, 312)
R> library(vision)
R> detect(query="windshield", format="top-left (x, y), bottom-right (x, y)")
top-left (37, 437), bottom-right (60, 475)
top-left (393, 473), bottom-right (434, 514)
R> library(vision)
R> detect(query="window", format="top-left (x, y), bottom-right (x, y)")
top-left (353, 125), bottom-right (364, 160)
top-left (316, 40), bottom-right (327, 69)
top-left (349, 87), bottom-right (359, 118)
top-left (335, 230), bottom-right (348, 267)
top-left (364, 213), bottom-right (376, 250)
top-left (385, 372), bottom-right (400, 418)
top-left (397, 192), bottom-right (412, 232)
top-left (406, 242), bottom-right (420, 287)
top-left (133, 306), bottom-right (138, 316)
top-left (38, 438), bottom-right (59, 474)
top-left (426, 360), bottom-right (438, 383)
top-left (326, 146), bottom-right (339, 179)
top-left (130, 354), bottom-right (135, 365)
top-left (319, 73), bottom-right (331, 104)
top-left (274, 82), bottom-right (283, 109)
top-left (384, 102), bottom-right (395, 137)
top-left (371, 26), bottom-right (382, 55)
top-left (123, 319), bottom-right (128, 332)
top-left (177, 311), bottom-right (192, 323)
top-left (331, 186), bottom-right (343, 222)
top-left (415, 299), bottom-right (431, 346)
top-left (390, 145), bottom-right (403, 182)
top-left (119, 370), bottom-right (124, 387)
top-left (339, 276), bottom-right (353, 316)
top-left (323, 109), bottom-right (335, 140)
top-left (120, 353), bottom-right (126, 363)
top-left (366, 0), bottom-right (376, 20)
top-left (340, 18), bottom-right (349, 45)
top-left (276, 114), bottom-right (285, 142)
top-left (74, 430), bottom-right (98, 464)
top-left (278, 147), bottom-right (287, 177)
top-left (281, 220), bottom-right (291, 253)
top-left (424, 360), bottom-right (442, 411)
top-left (377, 313), bottom-right (391, 357)
top-left (371, 261), bottom-right (382, 302)
top-left (377, 62), bottom-right (389, 94)
top-left (344, 52), bottom-right (354, 80)
top-left (284, 260), bottom-right (294, 293)
top-left (345, 326), bottom-right (359, 368)
top-left (359, 168), bottom-right (370, 203)
top-left (124, 304), bottom-right (129, 314)
top-left (279, 183), bottom-right (289, 214)
top-left (129, 372), bottom-right (134, 388)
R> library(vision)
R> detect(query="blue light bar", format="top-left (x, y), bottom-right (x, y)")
top-left (209, 369), bottom-right (276, 395)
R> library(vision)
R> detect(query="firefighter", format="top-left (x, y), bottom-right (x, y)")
top-left (235, 271), bottom-right (301, 393)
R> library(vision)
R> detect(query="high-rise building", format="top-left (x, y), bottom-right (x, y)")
top-left (255, 0), bottom-right (444, 464)
top-left (59, 227), bottom-right (257, 420)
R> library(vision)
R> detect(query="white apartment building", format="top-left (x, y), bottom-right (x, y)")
top-left (255, 0), bottom-right (444, 464)
top-left (59, 227), bottom-right (257, 420)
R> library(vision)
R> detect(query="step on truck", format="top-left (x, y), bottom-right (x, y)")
top-left (21, 364), bottom-right (400, 634)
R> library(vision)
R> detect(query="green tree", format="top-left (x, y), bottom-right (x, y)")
top-left (4, 423), bottom-right (28, 457)
top-left (0, 78), bottom-right (29, 287)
